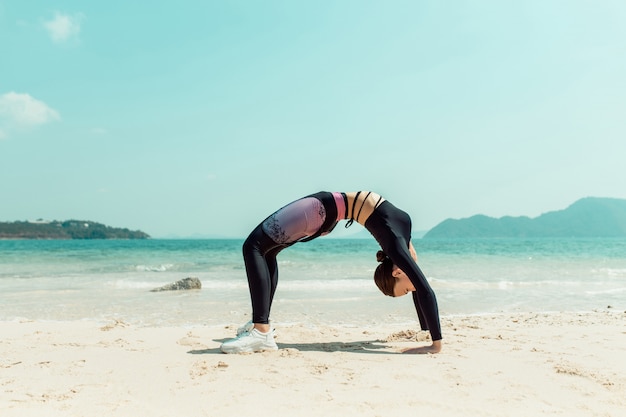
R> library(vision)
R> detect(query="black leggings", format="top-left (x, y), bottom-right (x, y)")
top-left (242, 224), bottom-right (290, 324)
top-left (365, 201), bottom-right (442, 341)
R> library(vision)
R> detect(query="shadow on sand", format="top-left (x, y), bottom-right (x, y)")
top-left (188, 338), bottom-right (396, 355)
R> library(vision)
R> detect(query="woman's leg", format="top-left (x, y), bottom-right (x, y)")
top-left (237, 196), bottom-right (325, 335)
top-left (266, 245), bottom-right (282, 307)
top-left (242, 225), bottom-right (285, 325)
top-left (222, 196), bottom-right (327, 353)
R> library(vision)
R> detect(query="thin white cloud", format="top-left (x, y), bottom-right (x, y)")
top-left (43, 12), bottom-right (84, 44)
top-left (0, 92), bottom-right (60, 126)
top-left (0, 92), bottom-right (60, 138)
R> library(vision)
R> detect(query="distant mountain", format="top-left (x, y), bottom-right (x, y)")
top-left (423, 197), bottom-right (626, 238)
top-left (0, 220), bottom-right (150, 239)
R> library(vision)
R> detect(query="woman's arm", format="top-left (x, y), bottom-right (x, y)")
top-left (406, 240), bottom-right (442, 353)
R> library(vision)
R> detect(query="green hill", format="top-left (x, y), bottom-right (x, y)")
top-left (0, 220), bottom-right (150, 239)
top-left (423, 197), bottom-right (626, 238)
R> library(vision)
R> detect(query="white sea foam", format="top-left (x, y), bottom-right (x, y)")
top-left (280, 279), bottom-right (371, 291)
top-left (595, 268), bottom-right (626, 277)
top-left (111, 280), bottom-right (165, 290)
top-left (134, 264), bottom-right (175, 272)
top-left (585, 287), bottom-right (626, 295)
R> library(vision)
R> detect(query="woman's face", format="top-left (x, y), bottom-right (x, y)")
top-left (391, 265), bottom-right (416, 297)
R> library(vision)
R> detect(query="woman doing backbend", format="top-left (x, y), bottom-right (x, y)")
top-left (220, 191), bottom-right (442, 354)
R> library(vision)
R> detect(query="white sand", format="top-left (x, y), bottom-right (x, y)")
top-left (2, 311), bottom-right (625, 417)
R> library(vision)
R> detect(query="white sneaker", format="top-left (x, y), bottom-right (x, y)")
top-left (221, 329), bottom-right (278, 354)
top-left (236, 320), bottom-right (276, 337)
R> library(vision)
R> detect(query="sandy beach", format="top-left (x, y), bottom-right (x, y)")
top-left (1, 311), bottom-right (625, 417)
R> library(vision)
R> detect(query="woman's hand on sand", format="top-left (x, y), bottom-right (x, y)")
top-left (402, 340), bottom-right (442, 354)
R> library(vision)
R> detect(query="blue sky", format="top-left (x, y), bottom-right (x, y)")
top-left (1, 1), bottom-right (625, 238)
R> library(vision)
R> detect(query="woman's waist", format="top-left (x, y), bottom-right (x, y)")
top-left (342, 191), bottom-right (385, 225)
top-left (312, 191), bottom-right (386, 226)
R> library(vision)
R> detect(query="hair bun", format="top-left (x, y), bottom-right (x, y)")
top-left (376, 250), bottom-right (388, 262)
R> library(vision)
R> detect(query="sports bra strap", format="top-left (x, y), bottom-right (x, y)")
top-left (345, 191), bottom-right (384, 228)
top-left (344, 191), bottom-right (361, 228)
top-left (354, 191), bottom-right (372, 223)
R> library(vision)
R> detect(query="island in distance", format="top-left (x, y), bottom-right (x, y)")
top-left (0, 220), bottom-right (150, 239)
top-left (424, 197), bottom-right (626, 239)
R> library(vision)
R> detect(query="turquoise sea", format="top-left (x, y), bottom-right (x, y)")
top-left (1, 238), bottom-right (625, 327)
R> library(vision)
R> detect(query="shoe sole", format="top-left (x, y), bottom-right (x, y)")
top-left (221, 345), bottom-right (278, 354)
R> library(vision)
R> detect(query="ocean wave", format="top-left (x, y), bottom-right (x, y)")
top-left (280, 279), bottom-right (372, 290)
top-left (134, 264), bottom-right (175, 272)
top-left (429, 277), bottom-right (591, 289)
top-left (196, 281), bottom-right (249, 290)
top-left (110, 276), bottom-right (624, 293)
top-left (585, 287), bottom-right (626, 295)
top-left (201, 279), bottom-right (373, 291)
top-left (592, 268), bottom-right (626, 277)
top-left (111, 280), bottom-right (165, 290)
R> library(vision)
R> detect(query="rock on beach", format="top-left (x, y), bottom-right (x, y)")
top-left (150, 277), bottom-right (202, 292)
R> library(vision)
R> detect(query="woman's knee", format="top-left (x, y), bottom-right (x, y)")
top-left (243, 226), bottom-right (264, 255)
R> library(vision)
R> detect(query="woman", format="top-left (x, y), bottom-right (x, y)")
top-left (220, 191), bottom-right (442, 354)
